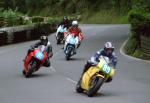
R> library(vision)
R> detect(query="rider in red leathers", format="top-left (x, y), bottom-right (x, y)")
top-left (64, 20), bottom-right (84, 48)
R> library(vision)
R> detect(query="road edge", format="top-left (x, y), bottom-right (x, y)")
top-left (120, 38), bottom-right (150, 63)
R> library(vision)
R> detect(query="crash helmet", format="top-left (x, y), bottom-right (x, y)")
top-left (72, 20), bottom-right (78, 27)
top-left (104, 42), bottom-right (114, 54)
top-left (63, 16), bottom-right (68, 21)
top-left (40, 35), bottom-right (48, 46)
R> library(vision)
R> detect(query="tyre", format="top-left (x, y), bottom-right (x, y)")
top-left (22, 70), bottom-right (26, 76)
top-left (57, 32), bottom-right (63, 44)
top-left (76, 78), bottom-right (84, 93)
top-left (57, 39), bottom-right (60, 44)
top-left (65, 46), bottom-right (72, 60)
top-left (25, 61), bottom-right (36, 78)
top-left (65, 54), bottom-right (70, 60)
top-left (87, 76), bottom-right (104, 97)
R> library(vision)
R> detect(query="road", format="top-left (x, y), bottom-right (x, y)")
top-left (0, 24), bottom-right (150, 103)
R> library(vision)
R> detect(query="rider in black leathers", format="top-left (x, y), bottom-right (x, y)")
top-left (25, 35), bottom-right (53, 67)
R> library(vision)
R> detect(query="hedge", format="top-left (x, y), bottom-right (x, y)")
top-left (126, 4), bottom-right (150, 60)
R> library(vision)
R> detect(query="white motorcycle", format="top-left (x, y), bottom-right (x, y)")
top-left (56, 25), bottom-right (67, 44)
top-left (64, 34), bottom-right (78, 60)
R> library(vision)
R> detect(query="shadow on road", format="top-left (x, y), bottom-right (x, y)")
top-left (57, 57), bottom-right (86, 61)
top-left (69, 57), bottom-right (86, 61)
top-left (20, 73), bottom-right (50, 78)
top-left (74, 90), bottom-right (120, 98)
top-left (94, 91), bottom-right (120, 97)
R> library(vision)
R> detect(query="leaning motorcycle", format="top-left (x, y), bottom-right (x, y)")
top-left (56, 25), bottom-right (67, 44)
top-left (23, 45), bottom-right (48, 78)
top-left (64, 34), bottom-right (77, 60)
top-left (76, 56), bottom-right (116, 97)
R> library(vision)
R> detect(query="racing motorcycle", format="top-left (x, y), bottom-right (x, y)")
top-left (23, 45), bottom-right (48, 78)
top-left (76, 56), bottom-right (116, 97)
top-left (56, 25), bottom-right (67, 44)
top-left (64, 34), bottom-right (77, 60)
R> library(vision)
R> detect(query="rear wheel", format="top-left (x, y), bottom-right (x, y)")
top-left (87, 75), bottom-right (104, 97)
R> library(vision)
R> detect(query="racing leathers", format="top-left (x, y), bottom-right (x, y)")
top-left (64, 34), bottom-right (79, 54)
top-left (83, 49), bottom-right (117, 74)
top-left (64, 26), bottom-right (84, 48)
top-left (26, 41), bottom-right (53, 67)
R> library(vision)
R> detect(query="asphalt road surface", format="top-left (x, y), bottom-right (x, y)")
top-left (0, 24), bottom-right (150, 103)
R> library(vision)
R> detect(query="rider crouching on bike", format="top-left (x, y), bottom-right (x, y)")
top-left (24, 35), bottom-right (53, 67)
top-left (64, 20), bottom-right (84, 49)
top-left (82, 42), bottom-right (117, 82)
top-left (59, 16), bottom-right (71, 29)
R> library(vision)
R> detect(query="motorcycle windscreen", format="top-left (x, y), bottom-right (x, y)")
top-left (60, 28), bottom-right (65, 33)
top-left (69, 37), bottom-right (76, 45)
top-left (35, 52), bottom-right (44, 61)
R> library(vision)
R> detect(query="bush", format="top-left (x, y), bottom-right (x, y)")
top-left (132, 49), bottom-right (142, 58)
top-left (0, 16), bottom-right (5, 27)
top-left (0, 9), bottom-right (24, 27)
top-left (31, 16), bottom-right (44, 23)
top-left (128, 5), bottom-right (150, 37)
top-left (125, 36), bottom-right (137, 55)
top-left (46, 17), bottom-right (61, 25)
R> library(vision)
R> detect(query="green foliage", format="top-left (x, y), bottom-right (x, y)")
top-left (2, 0), bottom-right (133, 16)
top-left (31, 16), bottom-right (44, 23)
top-left (128, 1), bottom-right (150, 37)
top-left (0, 16), bottom-right (5, 27)
top-left (132, 49), bottom-right (142, 58)
top-left (125, 36), bottom-right (137, 55)
top-left (0, 9), bottom-right (24, 27)
top-left (81, 10), bottom-right (128, 24)
top-left (46, 17), bottom-right (61, 25)
top-left (125, 1), bottom-right (150, 59)
top-left (132, 49), bottom-right (150, 60)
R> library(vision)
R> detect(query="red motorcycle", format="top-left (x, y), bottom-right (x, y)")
top-left (23, 45), bottom-right (48, 78)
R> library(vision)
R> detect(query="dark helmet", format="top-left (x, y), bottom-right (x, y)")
top-left (40, 35), bottom-right (48, 45)
top-left (104, 42), bottom-right (114, 54)
top-left (63, 16), bottom-right (68, 21)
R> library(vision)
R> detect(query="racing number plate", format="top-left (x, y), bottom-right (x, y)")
top-left (102, 64), bottom-right (111, 74)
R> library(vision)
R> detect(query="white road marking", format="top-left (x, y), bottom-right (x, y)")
top-left (50, 66), bottom-right (56, 72)
top-left (66, 77), bottom-right (77, 84)
top-left (50, 49), bottom-right (77, 84)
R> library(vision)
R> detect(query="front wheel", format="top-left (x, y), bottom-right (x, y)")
top-left (76, 77), bottom-right (84, 93)
top-left (65, 54), bottom-right (70, 60)
top-left (87, 76), bottom-right (104, 97)
top-left (24, 61), bottom-right (37, 78)
top-left (57, 40), bottom-right (61, 44)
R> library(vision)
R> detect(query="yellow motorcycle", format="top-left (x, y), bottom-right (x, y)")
top-left (76, 56), bottom-right (116, 97)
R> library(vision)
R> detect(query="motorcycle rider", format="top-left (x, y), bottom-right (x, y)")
top-left (59, 16), bottom-right (71, 29)
top-left (82, 42), bottom-right (117, 82)
top-left (64, 20), bottom-right (84, 54)
top-left (64, 32), bottom-right (79, 54)
top-left (24, 35), bottom-right (53, 67)
top-left (65, 20), bottom-right (84, 48)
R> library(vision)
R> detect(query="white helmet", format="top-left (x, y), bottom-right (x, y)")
top-left (104, 42), bottom-right (114, 50)
top-left (72, 20), bottom-right (78, 26)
